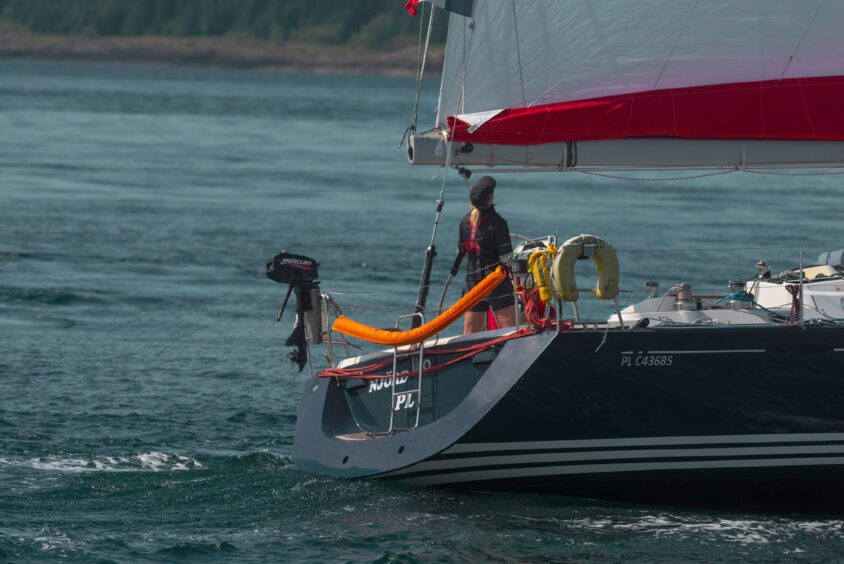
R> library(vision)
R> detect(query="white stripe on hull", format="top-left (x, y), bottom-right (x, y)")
top-left (619, 349), bottom-right (767, 355)
top-left (444, 433), bottom-right (844, 455)
top-left (400, 456), bottom-right (844, 487)
top-left (646, 349), bottom-right (765, 354)
top-left (385, 444), bottom-right (844, 477)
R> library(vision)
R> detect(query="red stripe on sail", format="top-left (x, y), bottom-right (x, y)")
top-left (448, 76), bottom-right (844, 145)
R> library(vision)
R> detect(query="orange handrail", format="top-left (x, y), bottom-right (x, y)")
top-left (332, 266), bottom-right (507, 346)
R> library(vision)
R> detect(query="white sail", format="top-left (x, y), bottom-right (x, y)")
top-left (409, 0), bottom-right (844, 169)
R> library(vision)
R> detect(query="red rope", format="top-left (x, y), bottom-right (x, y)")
top-left (518, 285), bottom-right (574, 332)
top-left (318, 327), bottom-right (536, 380)
top-left (318, 283), bottom-right (576, 381)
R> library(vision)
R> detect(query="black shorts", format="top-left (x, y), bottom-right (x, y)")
top-left (466, 277), bottom-right (515, 313)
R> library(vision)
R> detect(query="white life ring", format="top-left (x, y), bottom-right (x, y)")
top-left (551, 234), bottom-right (620, 302)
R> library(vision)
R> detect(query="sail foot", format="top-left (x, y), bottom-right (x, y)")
top-left (408, 132), bottom-right (574, 168)
top-left (409, 133), bottom-right (844, 170)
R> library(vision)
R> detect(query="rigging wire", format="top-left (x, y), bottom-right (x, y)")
top-left (510, 0), bottom-right (527, 107)
top-left (401, 3), bottom-right (436, 148)
top-left (779, 0), bottom-right (825, 79)
top-left (331, 243), bottom-right (842, 317)
top-left (456, 5), bottom-right (476, 118)
top-left (652, 0), bottom-right (699, 91)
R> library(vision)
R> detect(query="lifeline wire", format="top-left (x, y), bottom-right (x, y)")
top-left (616, 244), bottom-right (828, 253)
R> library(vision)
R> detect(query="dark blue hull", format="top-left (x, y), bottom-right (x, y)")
top-left (294, 325), bottom-right (844, 511)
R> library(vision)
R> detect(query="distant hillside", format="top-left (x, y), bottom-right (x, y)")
top-left (0, 0), bottom-right (447, 48)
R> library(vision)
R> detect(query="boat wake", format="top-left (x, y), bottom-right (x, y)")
top-left (574, 514), bottom-right (844, 545)
top-left (0, 451), bottom-right (204, 473)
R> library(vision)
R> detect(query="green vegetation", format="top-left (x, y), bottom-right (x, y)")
top-left (0, 0), bottom-right (447, 48)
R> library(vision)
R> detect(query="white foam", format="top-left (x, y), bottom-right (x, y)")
top-left (570, 515), bottom-right (804, 545)
top-left (29, 527), bottom-right (75, 555)
top-left (137, 451), bottom-right (170, 471)
top-left (0, 452), bottom-right (204, 473)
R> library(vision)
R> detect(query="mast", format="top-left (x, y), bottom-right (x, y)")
top-left (407, 1), bottom-right (464, 327)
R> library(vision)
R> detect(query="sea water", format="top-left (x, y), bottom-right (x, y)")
top-left (2, 59), bottom-right (844, 562)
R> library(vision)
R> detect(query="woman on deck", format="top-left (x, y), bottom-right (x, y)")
top-left (458, 176), bottom-right (516, 334)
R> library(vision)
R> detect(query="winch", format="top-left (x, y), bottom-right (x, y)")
top-left (510, 236), bottom-right (557, 277)
top-left (266, 251), bottom-right (322, 372)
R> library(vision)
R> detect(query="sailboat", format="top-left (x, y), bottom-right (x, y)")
top-left (269, 1), bottom-right (844, 511)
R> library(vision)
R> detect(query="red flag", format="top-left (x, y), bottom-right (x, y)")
top-left (405, 0), bottom-right (422, 15)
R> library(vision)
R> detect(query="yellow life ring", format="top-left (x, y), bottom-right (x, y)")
top-left (550, 234), bottom-right (619, 302)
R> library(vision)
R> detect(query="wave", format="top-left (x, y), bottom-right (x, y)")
top-left (0, 246), bottom-right (257, 269)
top-left (0, 451), bottom-right (204, 473)
top-left (0, 250), bottom-right (34, 259)
top-left (562, 513), bottom-right (844, 546)
top-left (0, 285), bottom-right (201, 309)
top-left (224, 410), bottom-right (292, 425)
top-left (156, 541), bottom-right (237, 557)
top-left (0, 315), bottom-right (76, 330)
top-left (0, 450), bottom-right (298, 474)
top-left (220, 451), bottom-right (293, 472)
top-left (0, 286), bottom-right (109, 306)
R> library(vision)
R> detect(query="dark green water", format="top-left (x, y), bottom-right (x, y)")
top-left (2, 60), bottom-right (844, 562)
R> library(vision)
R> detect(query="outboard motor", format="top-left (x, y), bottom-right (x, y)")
top-left (266, 251), bottom-right (321, 372)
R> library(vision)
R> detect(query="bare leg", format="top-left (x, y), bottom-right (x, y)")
top-left (463, 311), bottom-right (486, 335)
top-left (495, 305), bottom-right (516, 329)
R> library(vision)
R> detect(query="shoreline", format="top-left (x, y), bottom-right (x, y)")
top-left (0, 29), bottom-right (444, 75)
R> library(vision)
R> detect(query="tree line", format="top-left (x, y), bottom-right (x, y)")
top-left (0, 0), bottom-right (448, 48)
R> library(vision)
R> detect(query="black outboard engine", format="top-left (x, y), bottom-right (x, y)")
top-left (266, 251), bottom-right (321, 372)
